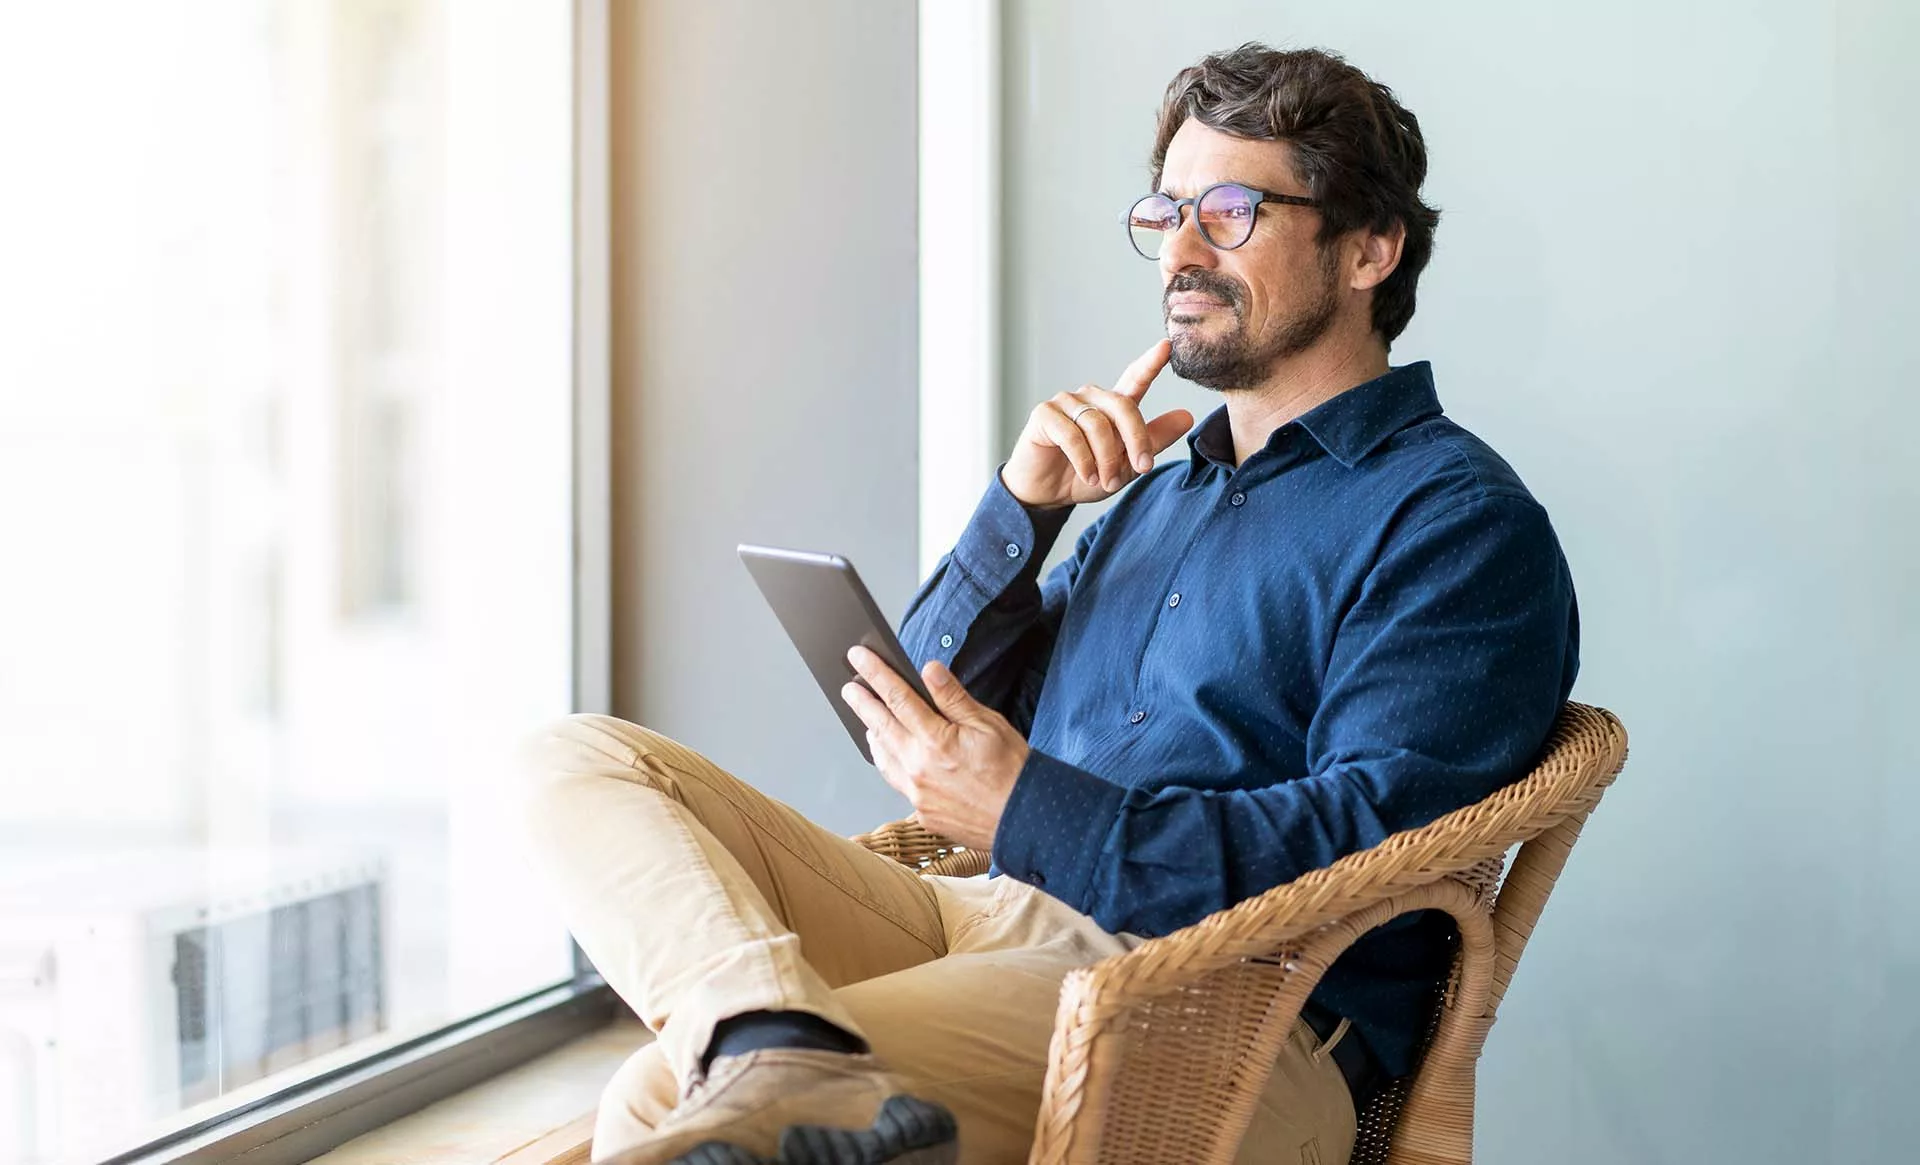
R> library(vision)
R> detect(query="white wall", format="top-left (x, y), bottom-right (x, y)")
top-left (1000, 1), bottom-right (1918, 1162)
top-left (610, 0), bottom-right (920, 837)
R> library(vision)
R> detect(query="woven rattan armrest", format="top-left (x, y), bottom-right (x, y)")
top-left (1027, 703), bottom-right (1627, 1163)
top-left (851, 816), bottom-right (991, 877)
top-left (854, 704), bottom-right (1625, 1164)
top-left (1055, 703), bottom-right (1623, 993)
top-left (860, 706), bottom-right (1621, 990)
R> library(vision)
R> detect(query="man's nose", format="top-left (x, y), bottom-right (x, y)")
top-left (1158, 208), bottom-right (1216, 277)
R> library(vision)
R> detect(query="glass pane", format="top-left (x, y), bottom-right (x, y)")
top-left (0, 3), bottom-right (577, 1162)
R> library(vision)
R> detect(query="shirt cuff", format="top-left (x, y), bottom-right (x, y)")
top-left (949, 467), bottom-right (1074, 598)
top-left (991, 748), bottom-right (1126, 908)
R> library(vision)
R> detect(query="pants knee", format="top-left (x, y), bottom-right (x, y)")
top-left (515, 713), bottom-right (690, 825)
top-left (520, 712), bottom-right (658, 780)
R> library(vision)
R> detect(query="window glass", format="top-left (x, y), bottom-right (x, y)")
top-left (0, 4), bottom-right (577, 1161)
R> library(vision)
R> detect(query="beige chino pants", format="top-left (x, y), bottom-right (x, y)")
top-left (522, 713), bottom-right (1355, 1164)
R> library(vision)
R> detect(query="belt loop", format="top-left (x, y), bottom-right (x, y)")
top-left (1311, 1017), bottom-right (1351, 1062)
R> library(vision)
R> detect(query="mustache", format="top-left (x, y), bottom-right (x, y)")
top-left (1163, 271), bottom-right (1245, 313)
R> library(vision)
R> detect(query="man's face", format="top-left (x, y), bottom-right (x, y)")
top-left (1155, 120), bottom-right (1344, 390)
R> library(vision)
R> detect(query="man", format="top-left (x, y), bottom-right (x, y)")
top-left (525, 44), bottom-right (1578, 1165)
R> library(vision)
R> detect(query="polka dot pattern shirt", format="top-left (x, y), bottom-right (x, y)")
top-left (900, 361), bottom-right (1580, 1078)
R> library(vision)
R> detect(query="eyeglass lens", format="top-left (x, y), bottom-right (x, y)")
top-left (1126, 184), bottom-right (1258, 259)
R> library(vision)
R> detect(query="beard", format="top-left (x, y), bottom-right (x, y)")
top-left (1164, 246), bottom-right (1342, 391)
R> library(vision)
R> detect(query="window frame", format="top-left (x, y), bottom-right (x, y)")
top-left (104, 1), bottom-right (619, 1160)
top-left (99, 982), bottom-right (617, 1165)
top-left (917, 0), bottom-right (1002, 579)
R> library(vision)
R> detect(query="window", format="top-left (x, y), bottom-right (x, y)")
top-left (0, 4), bottom-right (589, 1162)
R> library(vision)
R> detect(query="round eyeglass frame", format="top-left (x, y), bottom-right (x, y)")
top-left (1122, 182), bottom-right (1321, 260)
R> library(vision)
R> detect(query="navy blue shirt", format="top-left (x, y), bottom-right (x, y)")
top-left (899, 361), bottom-right (1579, 1078)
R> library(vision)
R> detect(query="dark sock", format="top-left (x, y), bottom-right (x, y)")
top-left (700, 1009), bottom-right (870, 1075)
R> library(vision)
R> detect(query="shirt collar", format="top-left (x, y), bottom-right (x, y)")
top-left (1182, 361), bottom-right (1443, 478)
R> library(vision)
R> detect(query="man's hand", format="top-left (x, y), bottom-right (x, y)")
top-left (1001, 338), bottom-right (1195, 509)
top-left (840, 646), bottom-right (1028, 852)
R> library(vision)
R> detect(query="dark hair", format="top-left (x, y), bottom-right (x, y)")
top-left (1149, 44), bottom-right (1439, 346)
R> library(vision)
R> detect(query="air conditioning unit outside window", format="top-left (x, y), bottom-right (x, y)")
top-left (0, 847), bottom-right (386, 1164)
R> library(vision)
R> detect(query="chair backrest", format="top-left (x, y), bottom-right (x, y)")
top-left (1356, 702), bottom-right (1628, 1165)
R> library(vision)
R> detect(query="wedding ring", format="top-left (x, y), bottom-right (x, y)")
top-left (1071, 405), bottom-right (1097, 423)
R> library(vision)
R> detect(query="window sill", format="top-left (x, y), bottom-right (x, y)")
top-left (309, 1016), bottom-right (648, 1165)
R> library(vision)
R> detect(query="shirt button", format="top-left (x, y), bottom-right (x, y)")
top-left (1129, 710), bottom-right (1146, 725)
top-left (1004, 542), bottom-right (1021, 559)
top-left (1030, 871), bottom-right (1047, 889)
top-left (1229, 491), bottom-right (1247, 507)
top-left (939, 633), bottom-right (954, 649)
top-left (1167, 593), bottom-right (1181, 608)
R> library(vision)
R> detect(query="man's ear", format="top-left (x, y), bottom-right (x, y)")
top-left (1350, 220), bottom-right (1406, 292)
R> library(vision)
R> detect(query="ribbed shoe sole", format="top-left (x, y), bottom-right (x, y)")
top-left (666, 1095), bottom-right (959, 1165)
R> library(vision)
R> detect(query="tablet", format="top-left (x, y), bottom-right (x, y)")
top-left (738, 544), bottom-right (936, 764)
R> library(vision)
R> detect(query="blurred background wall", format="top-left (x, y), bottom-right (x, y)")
top-left (609, 0), bottom-right (920, 837)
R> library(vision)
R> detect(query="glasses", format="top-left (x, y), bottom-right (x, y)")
top-left (1123, 182), bottom-right (1321, 260)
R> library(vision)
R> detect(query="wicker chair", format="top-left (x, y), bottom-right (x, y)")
top-left (851, 701), bottom-right (1627, 1164)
